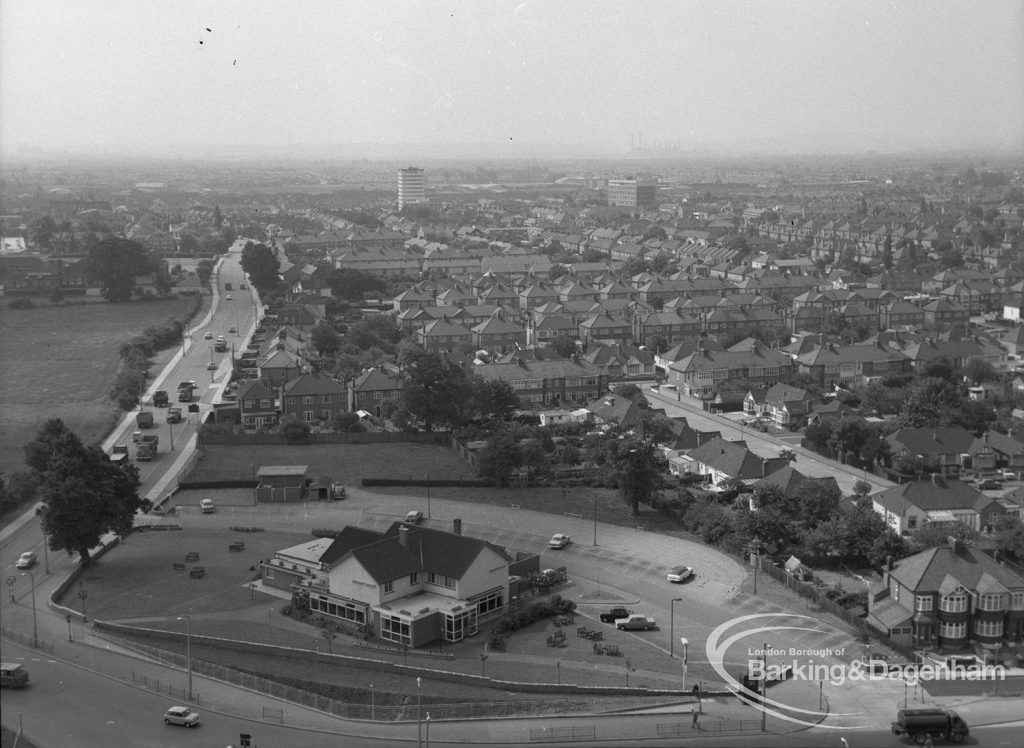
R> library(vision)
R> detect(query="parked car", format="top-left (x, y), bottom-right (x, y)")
top-left (239, 283), bottom-right (247, 290)
top-left (547, 533), bottom-right (571, 549)
top-left (163, 705), bottom-right (200, 727)
top-left (666, 565), bottom-right (694, 583)
top-left (615, 613), bottom-right (656, 631)
top-left (16, 551), bottom-right (37, 569)
top-left (405, 510), bottom-right (423, 524)
top-left (200, 498), bottom-right (215, 514)
top-left (599, 607), bottom-right (633, 623)
top-left (1001, 469), bottom-right (1017, 481)
top-left (977, 478), bottom-right (1002, 490)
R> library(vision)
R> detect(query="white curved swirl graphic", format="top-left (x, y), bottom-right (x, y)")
top-left (705, 613), bottom-right (870, 730)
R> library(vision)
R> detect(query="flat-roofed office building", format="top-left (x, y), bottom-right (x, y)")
top-left (398, 167), bottom-right (425, 209)
top-left (608, 178), bottom-right (657, 208)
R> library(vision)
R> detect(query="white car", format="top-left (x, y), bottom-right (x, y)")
top-left (547, 533), bottom-right (571, 549)
top-left (667, 565), bottom-right (694, 583)
top-left (200, 498), bottom-right (215, 514)
top-left (615, 613), bottom-right (656, 631)
top-left (203, 331), bottom-right (213, 340)
top-left (16, 551), bottom-right (37, 569)
top-left (405, 510), bottom-right (423, 524)
top-left (163, 705), bottom-right (200, 727)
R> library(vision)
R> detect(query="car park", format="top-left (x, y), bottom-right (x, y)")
top-left (16, 551), bottom-right (37, 569)
top-left (666, 565), bottom-right (694, 583)
top-left (547, 533), bottom-right (571, 549)
top-left (405, 510), bottom-right (423, 524)
top-left (163, 705), bottom-right (200, 727)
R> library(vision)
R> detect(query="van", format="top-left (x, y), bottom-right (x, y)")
top-left (0, 663), bottom-right (29, 688)
top-left (200, 498), bottom-right (215, 514)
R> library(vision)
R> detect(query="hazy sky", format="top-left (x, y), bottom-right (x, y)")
top-left (2, 0), bottom-right (1022, 157)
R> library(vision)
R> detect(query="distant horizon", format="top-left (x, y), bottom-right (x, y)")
top-left (2, 1), bottom-right (1021, 163)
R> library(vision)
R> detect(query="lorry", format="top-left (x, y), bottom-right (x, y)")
top-left (890, 708), bottom-right (969, 744)
top-left (214, 336), bottom-right (228, 352)
top-left (0, 663), bottom-right (29, 688)
top-left (600, 607), bottom-right (633, 623)
top-left (135, 410), bottom-right (154, 428)
top-left (153, 390), bottom-right (169, 407)
top-left (136, 434), bottom-right (159, 461)
top-left (178, 381), bottom-right (195, 402)
top-left (110, 444), bottom-right (130, 465)
top-left (167, 407), bottom-right (183, 423)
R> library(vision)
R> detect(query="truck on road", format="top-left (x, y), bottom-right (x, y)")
top-left (135, 411), bottom-right (154, 428)
top-left (136, 434), bottom-right (159, 461)
top-left (891, 708), bottom-right (968, 744)
top-left (178, 381), bottom-right (195, 402)
top-left (109, 444), bottom-right (129, 465)
top-left (167, 407), bottom-right (182, 423)
top-left (153, 390), bottom-right (169, 407)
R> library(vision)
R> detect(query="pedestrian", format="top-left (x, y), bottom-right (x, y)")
top-left (692, 710), bottom-right (700, 729)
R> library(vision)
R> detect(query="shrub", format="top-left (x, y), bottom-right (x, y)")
top-left (8, 298), bottom-right (34, 309)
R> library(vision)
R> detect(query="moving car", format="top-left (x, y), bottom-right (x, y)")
top-left (204, 331), bottom-right (213, 340)
top-left (228, 326), bottom-right (237, 333)
top-left (225, 294), bottom-right (232, 300)
top-left (615, 613), bottom-right (656, 631)
top-left (405, 510), bottom-right (423, 524)
top-left (666, 565), bottom-right (694, 583)
top-left (547, 533), bottom-right (571, 549)
top-left (16, 551), bottom-right (37, 569)
top-left (200, 498), bottom-right (215, 514)
top-left (206, 361), bottom-right (218, 370)
top-left (163, 705), bottom-right (200, 727)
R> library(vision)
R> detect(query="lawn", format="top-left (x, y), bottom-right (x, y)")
top-left (0, 297), bottom-right (202, 476)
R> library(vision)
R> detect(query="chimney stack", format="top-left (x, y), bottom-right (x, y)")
top-left (399, 525), bottom-right (410, 549)
top-left (453, 518), bottom-right (462, 535)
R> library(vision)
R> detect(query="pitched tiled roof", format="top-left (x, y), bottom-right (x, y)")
top-left (281, 373), bottom-right (346, 397)
top-left (889, 545), bottom-right (1024, 593)
top-left (872, 478), bottom-right (983, 513)
top-left (886, 428), bottom-right (977, 457)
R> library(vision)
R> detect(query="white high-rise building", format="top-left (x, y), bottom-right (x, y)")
top-left (607, 178), bottom-right (657, 208)
top-left (398, 167), bottom-right (425, 209)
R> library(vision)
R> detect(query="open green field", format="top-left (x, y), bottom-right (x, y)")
top-left (0, 297), bottom-right (200, 476)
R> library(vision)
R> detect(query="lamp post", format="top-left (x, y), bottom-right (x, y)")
top-left (78, 583), bottom-right (87, 621)
top-left (40, 522), bottom-right (50, 574)
top-left (593, 496), bottom-right (598, 546)
top-left (416, 676), bottom-right (422, 748)
top-left (761, 641), bottom-right (770, 732)
top-left (66, 614), bottom-right (73, 642)
top-left (670, 598), bottom-right (683, 658)
top-left (556, 660), bottom-right (561, 684)
top-left (425, 711), bottom-right (431, 748)
top-left (370, 683), bottom-right (374, 721)
top-left (177, 615), bottom-right (193, 701)
top-left (21, 571), bottom-right (38, 647)
top-left (480, 652), bottom-right (488, 676)
top-left (426, 475), bottom-right (431, 518)
top-left (679, 637), bottom-right (689, 691)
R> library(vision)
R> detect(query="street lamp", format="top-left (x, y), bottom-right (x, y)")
top-left (20, 571), bottom-right (38, 648)
top-left (425, 711), bottom-right (431, 748)
top-left (416, 676), bottom-right (422, 748)
top-left (679, 637), bottom-right (689, 691)
top-left (670, 598), bottom-right (683, 658)
top-left (480, 652), bottom-right (488, 676)
top-left (370, 683), bottom-right (374, 721)
top-left (761, 641), bottom-right (770, 732)
top-left (177, 615), bottom-right (193, 701)
top-left (593, 496), bottom-right (598, 546)
top-left (78, 583), bottom-right (87, 621)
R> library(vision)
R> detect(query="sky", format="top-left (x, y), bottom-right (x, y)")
top-left (2, 0), bottom-right (1022, 158)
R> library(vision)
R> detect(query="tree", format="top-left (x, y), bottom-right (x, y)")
top-left (311, 324), bottom-right (343, 357)
top-left (964, 358), bottom-right (996, 386)
top-left (240, 242), bottom-right (281, 293)
top-left (280, 417), bottom-right (311, 443)
top-left (84, 238), bottom-right (156, 301)
top-left (476, 433), bottom-right (521, 486)
top-left (212, 205), bottom-right (223, 228)
top-left (400, 349), bottom-right (473, 431)
top-left (28, 216), bottom-right (57, 249)
top-left (993, 516), bottom-right (1024, 563)
top-left (472, 378), bottom-right (520, 421)
top-left (196, 259), bottom-right (214, 287)
top-left (29, 420), bottom-right (145, 566)
top-left (178, 233), bottom-right (200, 256)
top-left (909, 521), bottom-right (975, 552)
top-left (898, 377), bottom-right (964, 428)
top-left (549, 335), bottom-right (579, 359)
top-left (331, 411), bottom-right (366, 433)
top-left (852, 479), bottom-right (873, 498)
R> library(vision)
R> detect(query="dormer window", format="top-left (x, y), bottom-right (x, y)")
top-left (940, 588), bottom-right (968, 613)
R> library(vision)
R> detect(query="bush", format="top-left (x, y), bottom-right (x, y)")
top-left (8, 298), bottom-right (34, 309)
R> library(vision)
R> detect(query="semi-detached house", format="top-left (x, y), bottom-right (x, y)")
top-left (668, 345), bottom-right (792, 399)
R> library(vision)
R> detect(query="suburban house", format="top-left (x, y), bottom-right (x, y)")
top-left (237, 380), bottom-right (279, 429)
top-left (348, 368), bottom-right (404, 418)
top-left (474, 357), bottom-right (607, 408)
top-left (743, 383), bottom-right (813, 426)
top-left (262, 520), bottom-right (511, 647)
top-left (677, 436), bottom-right (790, 488)
top-left (794, 342), bottom-right (912, 389)
top-left (583, 343), bottom-right (656, 380)
top-left (866, 539), bottom-right (1024, 653)
top-left (415, 317), bottom-right (473, 353)
top-left (885, 427), bottom-right (981, 477)
top-left (471, 316), bottom-right (528, 354)
top-left (668, 345), bottom-right (793, 399)
top-left (279, 374), bottom-right (348, 425)
top-left (870, 477), bottom-right (1006, 535)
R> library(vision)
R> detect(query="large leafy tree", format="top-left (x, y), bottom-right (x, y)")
top-left (311, 323), bottom-right (343, 357)
top-left (399, 349), bottom-right (473, 431)
top-left (898, 376), bottom-right (964, 428)
top-left (85, 238), bottom-right (156, 301)
top-left (472, 377), bottom-right (520, 421)
top-left (240, 241), bottom-right (281, 293)
top-left (476, 432), bottom-right (522, 486)
top-left (28, 420), bottom-right (145, 566)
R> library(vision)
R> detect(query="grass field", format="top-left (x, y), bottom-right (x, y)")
top-left (0, 297), bottom-right (202, 476)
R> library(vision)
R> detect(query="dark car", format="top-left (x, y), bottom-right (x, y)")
top-left (977, 478), bottom-right (1002, 490)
